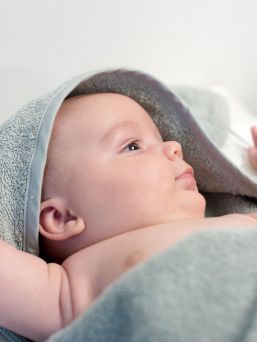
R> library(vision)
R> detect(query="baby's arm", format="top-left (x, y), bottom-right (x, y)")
top-left (248, 126), bottom-right (257, 170)
top-left (0, 240), bottom-right (74, 341)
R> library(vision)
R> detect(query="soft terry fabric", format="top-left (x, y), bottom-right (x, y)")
top-left (47, 228), bottom-right (257, 342)
top-left (1, 69), bottom-right (257, 341)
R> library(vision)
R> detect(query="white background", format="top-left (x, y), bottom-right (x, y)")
top-left (1, 0), bottom-right (257, 123)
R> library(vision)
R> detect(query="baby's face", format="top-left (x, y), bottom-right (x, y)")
top-left (50, 93), bottom-right (205, 247)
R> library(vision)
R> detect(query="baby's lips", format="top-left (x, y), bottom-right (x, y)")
top-left (175, 166), bottom-right (194, 181)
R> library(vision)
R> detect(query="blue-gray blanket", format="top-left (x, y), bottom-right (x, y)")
top-left (1, 69), bottom-right (257, 342)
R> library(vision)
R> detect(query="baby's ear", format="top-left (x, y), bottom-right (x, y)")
top-left (39, 198), bottom-right (85, 241)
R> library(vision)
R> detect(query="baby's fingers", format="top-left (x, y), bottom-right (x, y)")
top-left (251, 126), bottom-right (257, 147)
top-left (248, 147), bottom-right (257, 171)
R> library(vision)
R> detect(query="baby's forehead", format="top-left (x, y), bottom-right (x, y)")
top-left (46, 92), bottom-right (163, 175)
top-left (59, 93), bottom-right (159, 130)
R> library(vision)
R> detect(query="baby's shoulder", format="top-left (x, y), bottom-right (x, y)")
top-left (222, 212), bottom-right (257, 222)
top-left (212, 212), bottom-right (257, 229)
top-left (189, 213), bottom-right (257, 232)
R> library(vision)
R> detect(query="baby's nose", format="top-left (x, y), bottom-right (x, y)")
top-left (162, 141), bottom-right (183, 161)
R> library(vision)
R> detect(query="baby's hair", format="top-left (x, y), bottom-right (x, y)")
top-left (41, 152), bottom-right (53, 201)
top-left (41, 115), bottom-right (66, 201)
top-left (41, 96), bottom-right (84, 201)
top-left (41, 133), bottom-right (57, 202)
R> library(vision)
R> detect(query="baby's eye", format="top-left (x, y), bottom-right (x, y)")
top-left (123, 141), bottom-right (141, 152)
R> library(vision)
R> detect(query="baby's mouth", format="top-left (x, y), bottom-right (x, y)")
top-left (175, 167), bottom-right (197, 191)
top-left (175, 167), bottom-right (194, 181)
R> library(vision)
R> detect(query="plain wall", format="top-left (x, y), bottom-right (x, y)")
top-left (1, 0), bottom-right (257, 123)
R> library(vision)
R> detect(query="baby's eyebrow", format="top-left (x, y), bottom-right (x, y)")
top-left (101, 121), bottom-right (138, 143)
top-left (101, 120), bottom-right (161, 143)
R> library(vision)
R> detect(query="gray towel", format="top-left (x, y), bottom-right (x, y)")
top-left (48, 228), bottom-right (257, 342)
top-left (1, 69), bottom-right (257, 341)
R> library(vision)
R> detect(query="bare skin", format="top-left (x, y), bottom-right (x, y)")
top-left (248, 126), bottom-right (257, 170)
top-left (1, 212), bottom-right (257, 341)
top-left (1, 93), bottom-right (257, 341)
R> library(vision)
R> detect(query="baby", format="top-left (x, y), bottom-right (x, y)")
top-left (1, 93), bottom-right (257, 342)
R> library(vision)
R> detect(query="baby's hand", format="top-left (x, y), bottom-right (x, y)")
top-left (248, 126), bottom-right (257, 171)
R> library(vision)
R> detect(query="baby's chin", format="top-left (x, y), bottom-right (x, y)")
top-left (191, 191), bottom-right (206, 217)
top-left (177, 191), bottom-right (206, 220)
